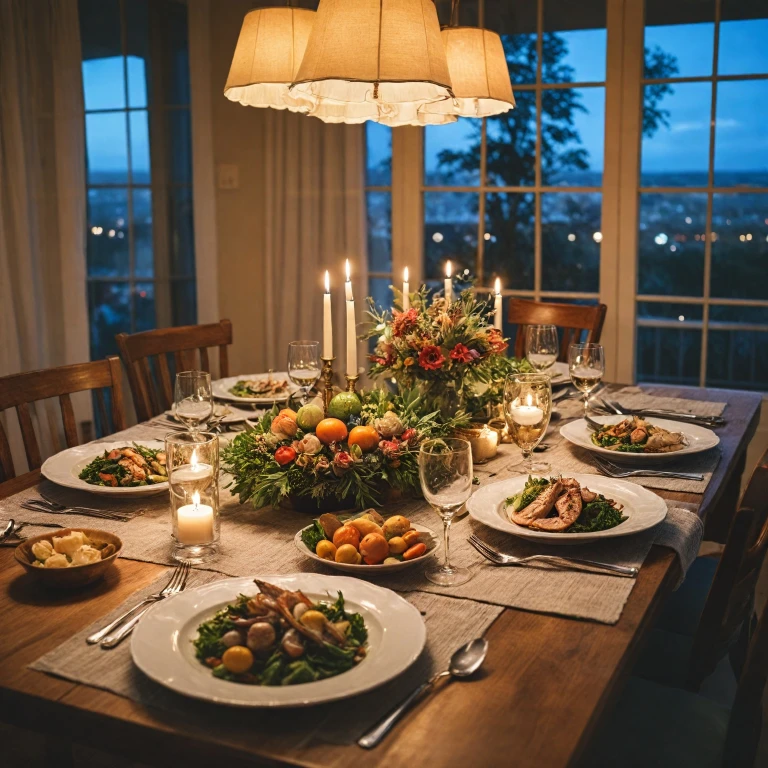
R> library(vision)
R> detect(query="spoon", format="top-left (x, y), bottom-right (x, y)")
top-left (0, 519), bottom-right (15, 544)
top-left (358, 638), bottom-right (489, 749)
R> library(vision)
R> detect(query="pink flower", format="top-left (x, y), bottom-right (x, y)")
top-left (332, 451), bottom-right (355, 476)
top-left (400, 428), bottom-right (418, 447)
top-left (293, 434), bottom-right (322, 455)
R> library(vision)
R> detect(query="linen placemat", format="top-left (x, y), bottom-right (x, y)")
top-left (29, 570), bottom-right (503, 746)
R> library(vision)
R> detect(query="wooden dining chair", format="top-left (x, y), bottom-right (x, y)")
top-left (506, 298), bottom-right (607, 360)
top-left (583, 584), bottom-right (768, 767)
top-left (116, 319), bottom-right (233, 422)
top-left (632, 447), bottom-right (768, 691)
top-left (0, 357), bottom-right (126, 482)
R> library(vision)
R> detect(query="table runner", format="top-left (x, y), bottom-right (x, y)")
top-left (29, 570), bottom-right (503, 746)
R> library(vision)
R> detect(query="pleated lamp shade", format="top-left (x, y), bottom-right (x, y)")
top-left (224, 8), bottom-right (315, 112)
top-left (421, 27), bottom-right (515, 118)
top-left (290, 0), bottom-right (454, 125)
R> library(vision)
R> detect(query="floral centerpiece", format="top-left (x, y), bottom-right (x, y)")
top-left (365, 288), bottom-right (532, 419)
top-left (222, 389), bottom-right (465, 512)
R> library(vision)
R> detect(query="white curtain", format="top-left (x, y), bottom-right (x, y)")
top-left (258, 109), bottom-right (368, 382)
top-left (0, 0), bottom-right (89, 473)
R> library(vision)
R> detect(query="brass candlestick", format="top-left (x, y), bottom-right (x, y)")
top-left (321, 357), bottom-right (335, 415)
top-left (345, 375), bottom-right (359, 394)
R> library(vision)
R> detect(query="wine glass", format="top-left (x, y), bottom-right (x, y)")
top-left (568, 343), bottom-right (605, 416)
top-left (418, 438), bottom-right (473, 587)
top-left (503, 373), bottom-right (553, 474)
top-left (174, 371), bottom-right (214, 433)
top-left (287, 341), bottom-right (321, 406)
top-left (525, 324), bottom-right (559, 373)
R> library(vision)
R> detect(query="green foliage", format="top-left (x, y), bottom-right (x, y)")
top-left (569, 499), bottom-right (628, 534)
top-left (301, 520), bottom-right (327, 552)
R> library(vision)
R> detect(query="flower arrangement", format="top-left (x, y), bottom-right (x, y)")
top-left (222, 389), bottom-right (466, 512)
top-left (365, 288), bottom-right (532, 418)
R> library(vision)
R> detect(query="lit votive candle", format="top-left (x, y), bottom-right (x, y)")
top-left (511, 405), bottom-right (544, 425)
top-left (177, 491), bottom-right (214, 545)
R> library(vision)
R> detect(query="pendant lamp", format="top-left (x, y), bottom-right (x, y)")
top-left (290, 0), bottom-right (455, 125)
top-left (420, 0), bottom-right (515, 119)
top-left (224, 6), bottom-right (315, 112)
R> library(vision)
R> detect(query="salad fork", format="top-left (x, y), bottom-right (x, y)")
top-left (21, 498), bottom-right (131, 522)
top-left (468, 535), bottom-right (638, 577)
top-left (93, 562), bottom-right (191, 649)
top-left (591, 454), bottom-right (703, 481)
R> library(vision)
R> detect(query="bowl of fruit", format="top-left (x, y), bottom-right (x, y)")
top-left (294, 509), bottom-right (440, 574)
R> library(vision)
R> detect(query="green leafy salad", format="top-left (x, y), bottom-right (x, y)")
top-left (505, 476), bottom-right (627, 534)
top-left (78, 444), bottom-right (167, 487)
top-left (229, 377), bottom-right (289, 398)
top-left (193, 579), bottom-right (367, 686)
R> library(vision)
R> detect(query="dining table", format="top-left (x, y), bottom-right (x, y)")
top-left (0, 383), bottom-right (761, 768)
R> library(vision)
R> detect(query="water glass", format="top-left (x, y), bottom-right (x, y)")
top-left (287, 341), bottom-right (322, 406)
top-left (418, 438), bottom-right (474, 587)
top-left (166, 431), bottom-right (219, 564)
top-left (174, 371), bottom-right (213, 432)
top-left (568, 343), bottom-right (605, 415)
top-left (503, 372), bottom-right (553, 474)
top-left (525, 324), bottom-right (559, 372)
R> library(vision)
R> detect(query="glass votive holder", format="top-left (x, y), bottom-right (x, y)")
top-left (166, 431), bottom-right (219, 564)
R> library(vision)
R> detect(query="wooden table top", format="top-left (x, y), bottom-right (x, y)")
top-left (0, 385), bottom-right (762, 768)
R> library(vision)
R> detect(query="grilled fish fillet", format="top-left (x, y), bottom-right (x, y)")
top-left (509, 481), bottom-right (563, 526)
top-left (529, 487), bottom-right (583, 532)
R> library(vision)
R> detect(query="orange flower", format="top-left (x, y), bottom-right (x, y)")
top-left (418, 345), bottom-right (445, 371)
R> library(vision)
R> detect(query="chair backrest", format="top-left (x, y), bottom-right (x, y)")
top-left (688, 447), bottom-right (768, 688)
top-left (506, 299), bottom-right (608, 360)
top-left (0, 357), bottom-right (126, 482)
top-left (116, 320), bottom-right (233, 422)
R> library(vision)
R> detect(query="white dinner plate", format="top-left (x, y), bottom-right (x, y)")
top-left (164, 403), bottom-right (256, 424)
top-left (559, 414), bottom-right (720, 463)
top-left (467, 473), bottom-right (668, 544)
top-left (212, 373), bottom-right (298, 404)
top-left (41, 440), bottom-right (168, 497)
top-left (131, 574), bottom-right (426, 707)
top-left (294, 522), bottom-right (440, 574)
top-left (548, 361), bottom-right (570, 386)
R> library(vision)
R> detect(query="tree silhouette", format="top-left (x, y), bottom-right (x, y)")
top-left (424, 34), bottom-right (679, 291)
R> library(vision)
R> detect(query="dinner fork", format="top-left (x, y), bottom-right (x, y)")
top-left (591, 454), bottom-right (704, 481)
top-left (21, 498), bottom-right (131, 522)
top-left (606, 399), bottom-right (725, 427)
top-left (94, 562), bottom-right (192, 649)
top-left (468, 535), bottom-right (638, 577)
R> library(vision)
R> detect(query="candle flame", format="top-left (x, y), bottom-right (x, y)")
top-left (445, 260), bottom-right (452, 278)
top-left (345, 259), bottom-right (351, 282)
top-left (495, 277), bottom-right (501, 296)
top-left (191, 448), bottom-right (198, 468)
top-left (526, 393), bottom-right (533, 407)
top-left (192, 490), bottom-right (200, 507)
top-left (403, 266), bottom-right (409, 282)
top-left (324, 270), bottom-right (330, 293)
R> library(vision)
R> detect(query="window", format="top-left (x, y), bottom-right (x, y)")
top-left (636, 0), bottom-right (768, 390)
top-left (365, 123), bottom-right (393, 309)
top-left (80, 0), bottom-right (196, 362)
top-left (362, 0), bottom-right (767, 391)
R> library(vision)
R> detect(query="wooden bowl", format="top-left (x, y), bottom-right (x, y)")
top-left (14, 528), bottom-right (123, 589)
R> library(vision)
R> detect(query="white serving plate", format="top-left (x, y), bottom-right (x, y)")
top-left (559, 414), bottom-right (720, 463)
top-left (294, 522), bottom-right (440, 574)
top-left (212, 373), bottom-right (299, 404)
top-left (467, 473), bottom-right (668, 544)
top-left (41, 440), bottom-right (168, 497)
top-left (131, 574), bottom-right (426, 707)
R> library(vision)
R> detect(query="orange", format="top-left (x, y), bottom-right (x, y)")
top-left (348, 425), bottom-right (380, 452)
top-left (332, 524), bottom-right (360, 550)
top-left (316, 418), bottom-right (348, 445)
top-left (359, 533), bottom-right (389, 565)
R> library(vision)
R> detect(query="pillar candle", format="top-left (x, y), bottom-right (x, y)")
top-left (177, 491), bottom-right (214, 545)
top-left (345, 260), bottom-right (357, 377)
top-left (323, 271), bottom-right (333, 358)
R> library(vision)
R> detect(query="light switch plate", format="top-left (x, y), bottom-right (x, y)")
top-left (217, 164), bottom-right (239, 190)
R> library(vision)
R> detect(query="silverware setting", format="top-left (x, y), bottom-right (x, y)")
top-left (358, 638), bottom-right (489, 748)
top-left (591, 454), bottom-right (704, 481)
top-left (20, 496), bottom-right (132, 522)
top-left (594, 398), bottom-right (725, 427)
top-left (468, 534), bottom-right (639, 577)
top-left (89, 562), bottom-right (191, 649)
top-left (0, 519), bottom-right (64, 544)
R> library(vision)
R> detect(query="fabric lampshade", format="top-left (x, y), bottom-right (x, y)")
top-left (224, 8), bottom-right (315, 112)
top-left (421, 27), bottom-right (515, 118)
top-left (290, 0), bottom-right (454, 125)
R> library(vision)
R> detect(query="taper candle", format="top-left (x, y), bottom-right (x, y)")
top-left (494, 277), bottom-right (503, 331)
top-left (345, 260), bottom-right (357, 377)
top-left (444, 261), bottom-right (453, 303)
top-left (402, 266), bottom-right (410, 311)
top-left (323, 271), bottom-right (333, 358)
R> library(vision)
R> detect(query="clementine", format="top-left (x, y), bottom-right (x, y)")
top-left (316, 418), bottom-right (348, 444)
top-left (348, 425), bottom-right (380, 452)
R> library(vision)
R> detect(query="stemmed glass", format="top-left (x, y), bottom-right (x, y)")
top-left (174, 371), bottom-right (214, 433)
top-left (287, 341), bottom-right (322, 406)
top-left (418, 438), bottom-right (474, 587)
top-left (503, 373), bottom-right (553, 474)
top-left (525, 324), bottom-right (559, 373)
top-left (568, 343), bottom-right (605, 416)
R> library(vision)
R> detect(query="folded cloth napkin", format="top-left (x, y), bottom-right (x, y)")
top-left (656, 502), bottom-right (705, 589)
